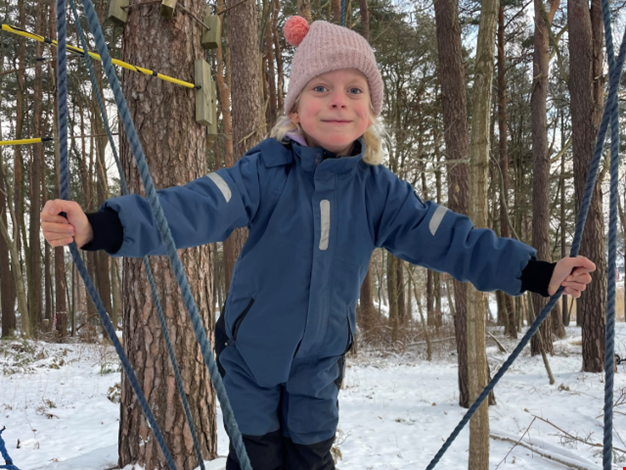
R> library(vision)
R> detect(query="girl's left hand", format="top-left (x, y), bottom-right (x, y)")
top-left (548, 256), bottom-right (596, 297)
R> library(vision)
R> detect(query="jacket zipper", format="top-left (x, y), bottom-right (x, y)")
top-left (227, 298), bottom-right (255, 345)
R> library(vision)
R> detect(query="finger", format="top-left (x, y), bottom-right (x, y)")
top-left (45, 232), bottom-right (74, 243)
top-left (562, 281), bottom-right (587, 292)
top-left (40, 214), bottom-right (69, 224)
top-left (570, 266), bottom-right (594, 277)
top-left (566, 272), bottom-right (592, 283)
top-left (47, 237), bottom-right (73, 247)
top-left (564, 287), bottom-right (581, 298)
top-left (46, 199), bottom-right (77, 216)
top-left (41, 222), bottom-right (75, 234)
top-left (574, 256), bottom-right (596, 271)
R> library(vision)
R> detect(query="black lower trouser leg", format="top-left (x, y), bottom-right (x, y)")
top-left (283, 435), bottom-right (335, 470)
top-left (226, 430), bottom-right (284, 470)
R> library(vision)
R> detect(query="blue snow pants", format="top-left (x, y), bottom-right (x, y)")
top-left (215, 310), bottom-right (347, 470)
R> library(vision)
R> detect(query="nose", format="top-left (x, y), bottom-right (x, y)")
top-left (329, 90), bottom-right (348, 109)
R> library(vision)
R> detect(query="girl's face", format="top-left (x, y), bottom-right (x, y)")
top-left (289, 68), bottom-right (373, 156)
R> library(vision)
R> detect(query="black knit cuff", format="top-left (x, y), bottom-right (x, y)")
top-left (81, 207), bottom-right (124, 254)
top-left (520, 260), bottom-right (556, 297)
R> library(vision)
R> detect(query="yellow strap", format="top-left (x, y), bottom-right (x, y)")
top-left (0, 137), bottom-right (52, 146)
top-left (1, 24), bottom-right (197, 89)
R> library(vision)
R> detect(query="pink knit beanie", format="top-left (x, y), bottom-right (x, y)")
top-left (283, 16), bottom-right (384, 118)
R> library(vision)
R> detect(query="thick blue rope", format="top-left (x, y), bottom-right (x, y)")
top-left (57, 1), bottom-right (179, 468)
top-left (425, 3), bottom-right (624, 469)
top-left (601, 0), bottom-right (618, 467)
top-left (0, 428), bottom-right (20, 470)
top-left (66, 2), bottom-right (205, 468)
top-left (76, 0), bottom-right (252, 467)
top-left (340, 0), bottom-right (345, 26)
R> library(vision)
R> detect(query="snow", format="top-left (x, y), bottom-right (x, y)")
top-left (1, 325), bottom-right (626, 470)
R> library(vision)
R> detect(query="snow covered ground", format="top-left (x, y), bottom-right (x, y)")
top-left (1, 324), bottom-right (625, 470)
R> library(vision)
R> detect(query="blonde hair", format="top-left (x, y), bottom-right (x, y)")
top-left (269, 100), bottom-right (386, 166)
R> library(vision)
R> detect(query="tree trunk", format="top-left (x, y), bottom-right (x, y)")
top-left (263, 0), bottom-right (278, 129)
top-left (358, 260), bottom-right (376, 341)
top-left (531, 0), bottom-right (560, 356)
top-left (568, 0), bottom-right (606, 372)
top-left (560, 120), bottom-right (569, 326)
top-left (467, 0), bottom-right (499, 466)
top-left (0, 161), bottom-right (16, 337)
top-left (332, 0), bottom-right (341, 24)
top-left (110, 258), bottom-right (120, 328)
top-left (434, 0), bottom-right (470, 409)
top-left (272, 0), bottom-right (284, 113)
top-left (497, 4), bottom-right (517, 339)
top-left (15, 0), bottom-right (27, 336)
top-left (29, 2), bottom-right (47, 333)
top-left (358, 0), bottom-right (369, 42)
top-left (42, 143), bottom-right (52, 327)
top-left (297, 0), bottom-right (312, 22)
top-left (95, 116), bottom-right (112, 327)
top-left (223, 0), bottom-right (264, 294)
top-left (118, 2), bottom-right (217, 468)
top-left (0, 161), bottom-right (30, 338)
top-left (387, 253), bottom-right (399, 342)
top-left (0, 34), bottom-right (16, 338)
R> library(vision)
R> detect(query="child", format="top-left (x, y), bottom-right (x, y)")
top-left (41, 16), bottom-right (594, 470)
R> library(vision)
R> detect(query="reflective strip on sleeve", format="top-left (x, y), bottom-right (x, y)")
top-left (429, 205), bottom-right (448, 236)
top-left (208, 173), bottom-right (231, 203)
top-left (320, 200), bottom-right (330, 250)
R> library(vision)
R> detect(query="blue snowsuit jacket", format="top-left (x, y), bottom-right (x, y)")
top-left (101, 137), bottom-right (536, 387)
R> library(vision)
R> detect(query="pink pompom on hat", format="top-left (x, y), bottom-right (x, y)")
top-left (283, 16), bottom-right (384, 118)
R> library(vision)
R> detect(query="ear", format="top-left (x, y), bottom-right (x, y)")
top-left (289, 110), bottom-right (301, 123)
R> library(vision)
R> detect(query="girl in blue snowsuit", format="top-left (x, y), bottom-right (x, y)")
top-left (41, 16), bottom-right (594, 470)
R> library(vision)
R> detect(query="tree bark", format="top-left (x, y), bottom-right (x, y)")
top-left (560, 120), bottom-right (569, 326)
top-left (29, 1), bottom-right (47, 333)
top-left (531, 0), bottom-right (560, 356)
top-left (272, 0), bottom-right (284, 113)
top-left (497, 4), bottom-right (517, 339)
top-left (118, 2), bottom-right (217, 467)
top-left (15, 0), bottom-right (27, 336)
top-left (467, 0), bottom-right (499, 466)
top-left (263, 0), bottom-right (278, 129)
top-left (568, 0), bottom-right (606, 373)
top-left (332, 0), bottom-right (341, 24)
top-left (223, 0), bottom-right (264, 294)
top-left (0, 29), bottom-right (16, 338)
top-left (297, 0), bottom-right (312, 22)
top-left (0, 162), bottom-right (16, 337)
top-left (434, 0), bottom-right (470, 409)
top-left (358, 0), bottom-right (369, 42)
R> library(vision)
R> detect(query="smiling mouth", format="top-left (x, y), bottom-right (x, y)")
top-left (323, 120), bottom-right (351, 123)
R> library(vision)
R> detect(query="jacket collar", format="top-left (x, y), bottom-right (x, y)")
top-left (290, 138), bottom-right (365, 176)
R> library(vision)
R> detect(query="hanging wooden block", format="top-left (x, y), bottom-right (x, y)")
top-left (160, 0), bottom-right (177, 18)
top-left (107, 0), bottom-right (128, 26)
top-left (207, 78), bottom-right (218, 143)
top-left (201, 9), bottom-right (221, 50)
top-left (195, 59), bottom-right (213, 127)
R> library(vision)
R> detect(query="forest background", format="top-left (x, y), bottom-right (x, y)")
top-left (1, 0), bottom-right (626, 468)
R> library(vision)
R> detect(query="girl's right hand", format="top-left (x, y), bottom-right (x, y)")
top-left (41, 199), bottom-right (93, 248)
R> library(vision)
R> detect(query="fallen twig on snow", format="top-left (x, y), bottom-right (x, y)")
top-left (487, 332), bottom-right (508, 354)
top-left (490, 432), bottom-right (599, 470)
top-left (494, 417), bottom-right (536, 469)
top-left (531, 413), bottom-right (626, 454)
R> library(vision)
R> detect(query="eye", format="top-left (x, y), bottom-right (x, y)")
top-left (349, 87), bottom-right (363, 94)
top-left (313, 85), bottom-right (327, 93)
